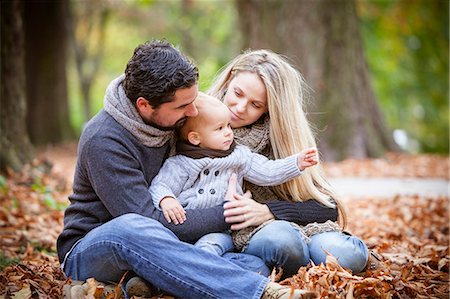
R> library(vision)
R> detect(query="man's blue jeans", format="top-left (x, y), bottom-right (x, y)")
top-left (63, 214), bottom-right (269, 299)
top-left (244, 220), bottom-right (369, 278)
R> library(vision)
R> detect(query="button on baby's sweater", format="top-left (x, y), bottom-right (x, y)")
top-left (214, 170), bottom-right (219, 176)
top-left (210, 189), bottom-right (216, 194)
top-left (204, 169), bottom-right (209, 175)
top-left (198, 189), bottom-right (204, 194)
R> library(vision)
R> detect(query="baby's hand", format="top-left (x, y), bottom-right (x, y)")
top-left (297, 147), bottom-right (319, 171)
top-left (160, 197), bottom-right (186, 225)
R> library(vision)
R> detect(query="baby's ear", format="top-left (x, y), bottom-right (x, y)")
top-left (187, 131), bottom-right (201, 145)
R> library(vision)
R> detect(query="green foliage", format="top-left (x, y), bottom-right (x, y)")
top-left (0, 252), bottom-right (20, 270)
top-left (31, 178), bottom-right (67, 211)
top-left (68, 0), bottom-right (240, 133)
top-left (359, 0), bottom-right (449, 153)
top-left (0, 175), bottom-right (7, 194)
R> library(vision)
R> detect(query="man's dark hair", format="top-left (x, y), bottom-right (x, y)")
top-left (123, 39), bottom-right (199, 108)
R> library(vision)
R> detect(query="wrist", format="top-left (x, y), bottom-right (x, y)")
top-left (160, 196), bottom-right (174, 207)
top-left (296, 155), bottom-right (305, 171)
top-left (262, 204), bottom-right (275, 222)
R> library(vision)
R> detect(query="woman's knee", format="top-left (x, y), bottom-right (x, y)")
top-left (245, 221), bottom-right (309, 263)
top-left (308, 232), bottom-right (368, 273)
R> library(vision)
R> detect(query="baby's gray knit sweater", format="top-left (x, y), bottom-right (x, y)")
top-left (150, 145), bottom-right (302, 209)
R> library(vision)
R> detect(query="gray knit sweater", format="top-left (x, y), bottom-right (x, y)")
top-left (150, 145), bottom-right (302, 209)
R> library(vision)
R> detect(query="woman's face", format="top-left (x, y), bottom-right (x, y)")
top-left (223, 71), bottom-right (268, 128)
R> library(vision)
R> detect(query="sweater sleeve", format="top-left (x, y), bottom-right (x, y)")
top-left (244, 149), bottom-right (302, 186)
top-left (149, 157), bottom-right (190, 210)
top-left (265, 199), bottom-right (338, 226)
top-left (85, 136), bottom-right (155, 217)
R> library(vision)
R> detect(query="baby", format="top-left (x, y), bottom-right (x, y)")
top-left (149, 92), bottom-right (318, 255)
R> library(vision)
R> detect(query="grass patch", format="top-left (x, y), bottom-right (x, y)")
top-left (0, 252), bottom-right (20, 270)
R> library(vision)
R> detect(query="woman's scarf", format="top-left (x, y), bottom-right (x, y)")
top-left (233, 114), bottom-right (271, 154)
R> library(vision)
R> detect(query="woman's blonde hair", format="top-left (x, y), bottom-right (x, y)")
top-left (208, 49), bottom-right (347, 227)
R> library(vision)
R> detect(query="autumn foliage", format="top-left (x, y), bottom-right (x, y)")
top-left (0, 153), bottom-right (448, 298)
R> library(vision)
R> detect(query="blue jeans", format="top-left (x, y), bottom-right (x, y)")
top-left (243, 220), bottom-right (368, 278)
top-left (63, 214), bottom-right (269, 299)
top-left (195, 232), bottom-right (234, 256)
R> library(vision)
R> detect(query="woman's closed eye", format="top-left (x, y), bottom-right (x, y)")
top-left (252, 102), bottom-right (262, 109)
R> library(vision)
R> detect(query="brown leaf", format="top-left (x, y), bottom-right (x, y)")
top-left (11, 285), bottom-right (31, 299)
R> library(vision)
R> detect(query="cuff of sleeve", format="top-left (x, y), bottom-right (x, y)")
top-left (265, 200), bottom-right (299, 222)
top-left (150, 190), bottom-right (174, 211)
top-left (285, 154), bottom-right (303, 178)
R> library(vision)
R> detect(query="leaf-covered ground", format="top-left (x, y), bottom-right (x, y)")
top-left (0, 150), bottom-right (448, 298)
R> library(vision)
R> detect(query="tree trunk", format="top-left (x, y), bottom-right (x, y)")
top-left (0, 0), bottom-right (34, 172)
top-left (236, 0), bottom-right (398, 161)
top-left (23, 0), bottom-right (74, 145)
top-left (67, 1), bottom-right (110, 124)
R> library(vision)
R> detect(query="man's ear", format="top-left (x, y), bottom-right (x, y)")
top-left (136, 97), bottom-right (154, 113)
top-left (187, 131), bottom-right (201, 145)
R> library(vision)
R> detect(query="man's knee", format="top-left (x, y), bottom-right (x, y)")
top-left (101, 213), bottom-right (164, 240)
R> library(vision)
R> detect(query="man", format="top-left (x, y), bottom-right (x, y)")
top-left (57, 40), bottom-right (316, 299)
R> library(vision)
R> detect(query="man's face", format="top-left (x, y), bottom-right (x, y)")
top-left (138, 85), bottom-right (199, 131)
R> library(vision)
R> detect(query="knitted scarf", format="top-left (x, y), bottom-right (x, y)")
top-left (176, 141), bottom-right (237, 159)
top-left (233, 115), bottom-right (271, 154)
top-left (103, 75), bottom-right (173, 148)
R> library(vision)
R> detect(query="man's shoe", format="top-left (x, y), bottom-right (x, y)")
top-left (125, 276), bottom-right (153, 298)
top-left (364, 250), bottom-right (386, 272)
top-left (262, 282), bottom-right (317, 299)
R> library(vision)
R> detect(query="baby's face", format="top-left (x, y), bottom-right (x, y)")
top-left (195, 104), bottom-right (234, 151)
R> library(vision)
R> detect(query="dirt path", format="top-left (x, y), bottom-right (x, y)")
top-left (330, 177), bottom-right (448, 198)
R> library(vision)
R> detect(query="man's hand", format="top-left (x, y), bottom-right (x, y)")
top-left (160, 196), bottom-right (186, 225)
top-left (298, 147), bottom-right (319, 171)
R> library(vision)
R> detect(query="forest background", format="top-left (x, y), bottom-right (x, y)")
top-left (1, 0), bottom-right (449, 171)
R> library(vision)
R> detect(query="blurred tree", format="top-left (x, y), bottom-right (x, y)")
top-left (236, 0), bottom-right (398, 161)
top-left (179, 0), bottom-right (195, 56)
top-left (23, 0), bottom-right (74, 144)
top-left (359, 0), bottom-right (449, 154)
top-left (68, 1), bottom-right (111, 124)
top-left (100, 0), bottom-right (240, 90)
top-left (0, 0), bottom-right (34, 171)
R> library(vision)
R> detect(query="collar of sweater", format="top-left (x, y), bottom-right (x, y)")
top-left (176, 140), bottom-right (236, 159)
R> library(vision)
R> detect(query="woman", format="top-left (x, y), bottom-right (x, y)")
top-left (208, 49), bottom-right (369, 278)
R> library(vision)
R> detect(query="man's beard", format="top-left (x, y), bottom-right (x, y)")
top-left (143, 116), bottom-right (188, 131)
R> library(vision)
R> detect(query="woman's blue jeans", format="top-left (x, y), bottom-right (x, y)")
top-left (63, 213), bottom-right (269, 299)
top-left (195, 232), bottom-right (234, 256)
top-left (243, 220), bottom-right (369, 279)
